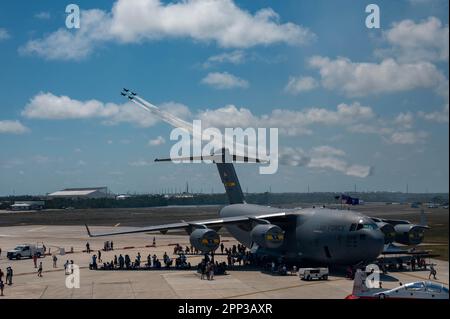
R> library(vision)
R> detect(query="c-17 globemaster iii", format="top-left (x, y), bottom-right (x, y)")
top-left (85, 90), bottom-right (429, 266)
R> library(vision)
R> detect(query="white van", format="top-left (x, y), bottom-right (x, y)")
top-left (299, 267), bottom-right (329, 281)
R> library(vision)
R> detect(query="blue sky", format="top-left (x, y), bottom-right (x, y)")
top-left (0, 0), bottom-right (448, 195)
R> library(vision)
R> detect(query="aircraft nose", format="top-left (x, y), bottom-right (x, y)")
top-left (366, 229), bottom-right (385, 260)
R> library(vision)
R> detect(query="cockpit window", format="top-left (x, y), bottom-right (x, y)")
top-left (405, 282), bottom-right (425, 291)
top-left (356, 223), bottom-right (378, 231)
top-left (426, 282), bottom-right (442, 293)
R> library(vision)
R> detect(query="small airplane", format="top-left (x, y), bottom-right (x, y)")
top-left (120, 92), bottom-right (127, 96)
top-left (345, 269), bottom-right (449, 299)
top-left (131, 91), bottom-right (137, 96)
top-left (123, 88), bottom-right (129, 92)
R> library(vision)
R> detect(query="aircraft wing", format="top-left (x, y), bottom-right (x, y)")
top-left (85, 211), bottom-right (294, 237)
top-left (370, 217), bottom-right (411, 226)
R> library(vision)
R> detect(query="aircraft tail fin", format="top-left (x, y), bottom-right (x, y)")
top-left (216, 162), bottom-right (245, 204)
top-left (155, 148), bottom-right (261, 204)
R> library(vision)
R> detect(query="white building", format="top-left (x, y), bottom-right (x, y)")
top-left (11, 201), bottom-right (45, 211)
top-left (48, 187), bottom-right (111, 199)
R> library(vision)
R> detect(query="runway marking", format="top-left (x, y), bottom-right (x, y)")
top-left (129, 279), bottom-right (137, 298)
top-left (39, 285), bottom-right (49, 299)
top-left (13, 266), bottom-right (89, 277)
top-left (223, 278), bottom-right (347, 299)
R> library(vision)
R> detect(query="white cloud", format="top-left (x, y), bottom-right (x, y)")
top-left (310, 145), bottom-right (346, 157)
top-left (279, 147), bottom-right (310, 167)
top-left (348, 112), bottom-right (431, 145)
top-left (22, 92), bottom-right (118, 119)
top-left (22, 92), bottom-right (156, 127)
top-left (20, 0), bottom-right (315, 60)
top-left (148, 135), bottom-right (166, 146)
top-left (109, 0), bottom-right (314, 47)
top-left (408, 0), bottom-right (431, 4)
top-left (32, 155), bottom-right (50, 164)
top-left (0, 120), bottom-right (29, 134)
top-left (129, 159), bottom-right (153, 167)
top-left (419, 104), bottom-right (449, 123)
top-left (203, 50), bottom-right (246, 68)
top-left (35, 12), bottom-right (51, 20)
top-left (1, 158), bottom-right (24, 169)
top-left (77, 160), bottom-right (87, 166)
top-left (0, 28), bottom-right (10, 41)
top-left (284, 76), bottom-right (318, 94)
top-left (21, 92), bottom-right (431, 148)
top-left (394, 112), bottom-right (414, 128)
top-left (378, 17), bottom-right (449, 63)
top-left (198, 102), bottom-right (374, 136)
top-left (20, 9), bottom-right (112, 60)
top-left (309, 56), bottom-right (446, 97)
top-left (279, 146), bottom-right (372, 178)
top-left (21, 92), bottom-right (192, 129)
top-left (201, 72), bottom-right (249, 89)
top-left (388, 131), bottom-right (428, 145)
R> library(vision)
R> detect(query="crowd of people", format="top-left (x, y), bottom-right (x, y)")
top-left (92, 250), bottom-right (193, 271)
top-left (197, 255), bottom-right (227, 279)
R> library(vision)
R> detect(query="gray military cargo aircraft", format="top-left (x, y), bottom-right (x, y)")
top-left (85, 90), bottom-right (429, 266)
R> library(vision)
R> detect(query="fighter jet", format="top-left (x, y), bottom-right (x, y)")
top-left (85, 91), bottom-right (430, 266)
top-left (120, 92), bottom-right (127, 97)
top-left (346, 269), bottom-right (449, 299)
top-left (123, 88), bottom-right (129, 92)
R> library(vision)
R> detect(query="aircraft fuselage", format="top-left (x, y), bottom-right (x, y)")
top-left (220, 204), bottom-right (385, 266)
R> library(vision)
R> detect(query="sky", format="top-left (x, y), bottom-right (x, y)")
top-left (0, 0), bottom-right (448, 196)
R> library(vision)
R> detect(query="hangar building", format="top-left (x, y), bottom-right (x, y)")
top-left (47, 187), bottom-right (112, 199)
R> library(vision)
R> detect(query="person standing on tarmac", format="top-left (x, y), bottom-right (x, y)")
top-left (37, 262), bottom-right (43, 277)
top-left (33, 253), bottom-right (38, 268)
top-left (6, 267), bottom-right (13, 285)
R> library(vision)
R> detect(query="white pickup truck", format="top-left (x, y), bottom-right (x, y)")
top-left (299, 267), bottom-right (329, 281)
top-left (7, 244), bottom-right (45, 260)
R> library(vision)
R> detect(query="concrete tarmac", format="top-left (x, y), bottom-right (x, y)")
top-left (0, 225), bottom-right (448, 299)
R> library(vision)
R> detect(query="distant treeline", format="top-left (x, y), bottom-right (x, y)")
top-left (0, 192), bottom-right (448, 210)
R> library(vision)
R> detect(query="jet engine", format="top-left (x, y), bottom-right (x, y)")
top-left (394, 224), bottom-right (426, 245)
top-left (250, 224), bottom-right (284, 249)
top-left (375, 222), bottom-right (396, 244)
top-left (189, 228), bottom-right (220, 253)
